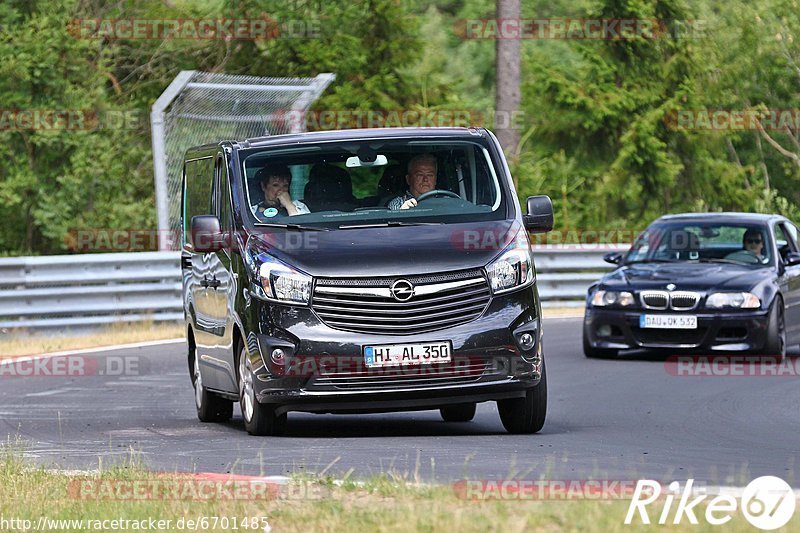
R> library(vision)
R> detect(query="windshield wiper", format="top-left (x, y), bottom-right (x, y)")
top-left (624, 259), bottom-right (677, 265)
top-left (697, 258), bottom-right (753, 265)
top-left (338, 221), bottom-right (445, 229)
top-left (254, 222), bottom-right (330, 231)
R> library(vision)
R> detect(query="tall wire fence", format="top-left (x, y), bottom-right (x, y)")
top-left (151, 71), bottom-right (335, 249)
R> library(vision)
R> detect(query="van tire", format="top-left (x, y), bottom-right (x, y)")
top-left (440, 403), bottom-right (477, 422)
top-left (238, 341), bottom-right (287, 436)
top-left (193, 349), bottom-right (233, 423)
top-left (497, 361), bottom-right (547, 434)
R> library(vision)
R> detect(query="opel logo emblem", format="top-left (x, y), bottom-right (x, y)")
top-left (666, 283), bottom-right (676, 291)
top-left (390, 279), bottom-right (415, 302)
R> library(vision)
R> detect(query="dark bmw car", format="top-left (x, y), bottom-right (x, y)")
top-left (583, 213), bottom-right (800, 359)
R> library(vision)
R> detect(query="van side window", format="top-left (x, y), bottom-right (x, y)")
top-left (215, 156), bottom-right (233, 233)
top-left (184, 156), bottom-right (214, 248)
top-left (182, 161), bottom-right (192, 242)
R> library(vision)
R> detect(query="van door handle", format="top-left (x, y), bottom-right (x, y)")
top-left (202, 276), bottom-right (221, 289)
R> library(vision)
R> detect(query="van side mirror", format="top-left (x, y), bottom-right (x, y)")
top-left (191, 215), bottom-right (223, 253)
top-left (523, 195), bottom-right (554, 233)
top-left (603, 252), bottom-right (623, 265)
top-left (785, 252), bottom-right (800, 266)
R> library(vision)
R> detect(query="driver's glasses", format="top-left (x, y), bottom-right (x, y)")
top-left (746, 237), bottom-right (762, 244)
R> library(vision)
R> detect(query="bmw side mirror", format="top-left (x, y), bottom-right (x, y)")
top-left (603, 252), bottom-right (623, 265)
top-left (191, 215), bottom-right (223, 253)
top-left (785, 252), bottom-right (800, 266)
top-left (524, 195), bottom-right (554, 233)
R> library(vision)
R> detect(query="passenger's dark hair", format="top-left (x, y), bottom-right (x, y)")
top-left (255, 165), bottom-right (292, 184)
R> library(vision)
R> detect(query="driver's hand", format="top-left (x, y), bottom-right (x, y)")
top-left (400, 198), bottom-right (417, 210)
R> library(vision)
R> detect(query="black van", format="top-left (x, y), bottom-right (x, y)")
top-left (181, 127), bottom-right (553, 436)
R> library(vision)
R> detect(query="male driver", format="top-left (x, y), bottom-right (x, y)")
top-left (252, 165), bottom-right (309, 217)
top-left (388, 153), bottom-right (438, 210)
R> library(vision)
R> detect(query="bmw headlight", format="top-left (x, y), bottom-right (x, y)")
top-left (247, 251), bottom-right (312, 305)
top-left (706, 292), bottom-right (760, 309)
top-left (485, 231), bottom-right (535, 294)
top-left (590, 290), bottom-right (635, 307)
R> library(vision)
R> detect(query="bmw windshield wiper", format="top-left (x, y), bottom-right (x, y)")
top-left (697, 258), bottom-right (752, 265)
top-left (623, 259), bottom-right (677, 265)
top-left (338, 221), bottom-right (444, 229)
top-left (254, 222), bottom-right (330, 231)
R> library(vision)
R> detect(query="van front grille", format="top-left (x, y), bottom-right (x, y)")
top-left (312, 270), bottom-right (491, 335)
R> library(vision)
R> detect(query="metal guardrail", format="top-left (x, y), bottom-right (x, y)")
top-left (0, 246), bottom-right (628, 331)
top-left (533, 245), bottom-right (628, 307)
top-left (0, 252), bottom-right (182, 331)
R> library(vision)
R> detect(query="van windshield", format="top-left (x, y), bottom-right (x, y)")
top-left (240, 139), bottom-right (508, 228)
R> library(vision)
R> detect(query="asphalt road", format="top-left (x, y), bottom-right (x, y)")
top-left (2, 318), bottom-right (799, 485)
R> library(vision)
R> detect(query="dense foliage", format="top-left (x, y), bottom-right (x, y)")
top-left (0, 0), bottom-right (797, 254)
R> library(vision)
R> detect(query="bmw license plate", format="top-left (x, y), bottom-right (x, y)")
top-left (639, 314), bottom-right (697, 329)
top-left (363, 341), bottom-right (452, 368)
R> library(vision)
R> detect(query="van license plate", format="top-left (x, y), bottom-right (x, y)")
top-left (364, 342), bottom-right (452, 368)
top-left (639, 315), bottom-right (697, 329)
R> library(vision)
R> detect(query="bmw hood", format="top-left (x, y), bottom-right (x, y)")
top-left (598, 262), bottom-right (774, 292)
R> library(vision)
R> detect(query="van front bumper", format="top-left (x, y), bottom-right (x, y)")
top-left (245, 287), bottom-right (544, 414)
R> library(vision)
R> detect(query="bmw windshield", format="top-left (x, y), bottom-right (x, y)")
top-left (624, 221), bottom-right (775, 266)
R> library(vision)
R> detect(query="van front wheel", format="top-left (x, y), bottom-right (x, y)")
top-left (193, 350), bottom-right (233, 423)
top-left (238, 342), bottom-right (287, 436)
top-left (497, 361), bottom-right (547, 434)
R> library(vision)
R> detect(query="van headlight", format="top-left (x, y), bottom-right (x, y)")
top-left (485, 232), bottom-right (535, 294)
top-left (706, 292), bottom-right (760, 309)
top-left (247, 252), bottom-right (312, 305)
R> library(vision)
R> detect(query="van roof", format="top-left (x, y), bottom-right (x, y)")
top-left (184, 127), bottom-right (489, 157)
top-left (240, 127), bottom-right (487, 149)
